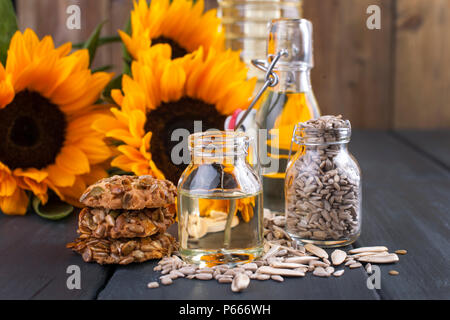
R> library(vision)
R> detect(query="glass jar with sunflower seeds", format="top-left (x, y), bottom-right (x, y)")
top-left (177, 130), bottom-right (263, 266)
top-left (285, 116), bottom-right (361, 247)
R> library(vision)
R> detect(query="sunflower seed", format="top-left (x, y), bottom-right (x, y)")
top-left (197, 268), bottom-right (214, 274)
top-left (195, 273), bottom-right (213, 280)
top-left (271, 275), bottom-right (284, 282)
top-left (309, 260), bottom-right (329, 268)
top-left (331, 249), bottom-right (347, 265)
top-left (179, 267), bottom-right (196, 275)
top-left (153, 265), bottom-right (162, 271)
top-left (258, 266), bottom-right (305, 277)
top-left (348, 246), bottom-right (388, 254)
top-left (333, 270), bottom-right (345, 277)
top-left (313, 267), bottom-right (330, 277)
top-left (243, 263), bottom-right (258, 272)
top-left (349, 262), bottom-right (362, 269)
top-left (345, 259), bottom-right (356, 266)
top-left (170, 270), bottom-right (185, 278)
top-left (147, 281), bottom-right (159, 289)
top-left (395, 249), bottom-right (407, 255)
top-left (325, 266), bottom-right (335, 274)
top-left (304, 243), bottom-right (328, 259)
top-left (255, 274), bottom-right (271, 280)
top-left (389, 270), bottom-right (399, 276)
top-left (365, 263), bottom-right (373, 274)
top-left (231, 273), bottom-right (250, 292)
top-left (160, 276), bottom-right (173, 285)
top-left (218, 277), bottom-right (233, 284)
top-left (284, 256), bottom-right (319, 264)
top-left (270, 261), bottom-right (308, 269)
top-left (358, 254), bottom-right (399, 264)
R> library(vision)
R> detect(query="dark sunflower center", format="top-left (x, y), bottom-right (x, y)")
top-left (0, 90), bottom-right (67, 170)
top-left (152, 36), bottom-right (188, 59)
top-left (144, 97), bottom-right (226, 184)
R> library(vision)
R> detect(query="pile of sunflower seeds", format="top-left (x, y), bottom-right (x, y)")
top-left (285, 115), bottom-right (361, 241)
top-left (147, 210), bottom-right (403, 292)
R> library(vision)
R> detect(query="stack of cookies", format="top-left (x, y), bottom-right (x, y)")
top-left (67, 175), bottom-right (178, 265)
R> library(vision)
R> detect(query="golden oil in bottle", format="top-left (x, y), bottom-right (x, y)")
top-left (178, 190), bottom-right (263, 267)
top-left (254, 19), bottom-right (321, 213)
top-left (257, 91), bottom-right (319, 212)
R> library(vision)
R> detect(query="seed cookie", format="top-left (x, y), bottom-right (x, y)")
top-left (79, 175), bottom-right (177, 210)
top-left (67, 233), bottom-right (178, 265)
top-left (77, 205), bottom-right (176, 239)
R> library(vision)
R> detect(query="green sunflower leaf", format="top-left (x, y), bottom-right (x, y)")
top-left (0, 0), bottom-right (18, 65)
top-left (73, 35), bottom-right (121, 49)
top-left (122, 16), bottom-right (132, 76)
top-left (84, 20), bottom-right (107, 67)
top-left (92, 64), bottom-right (113, 73)
top-left (101, 74), bottom-right (123, 104)
top-left (32, 195), bottom-right (74, 221)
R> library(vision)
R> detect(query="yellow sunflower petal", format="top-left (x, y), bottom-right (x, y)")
top-left (55, 145), bottom-right (90, 175)
top-left (81, 164), bottom-right (108, 187)
top-left (106, 129), bottom-right (142, 148)
top-left (60, 72), bottom-right (113, 113)
top-left (13, 168), bottom-right (48, 183)
top-left (111, 155), bottom-right (135, 172)
top-left (73, 138), bottom-right (111, 164)
top-left (92, 114), bottom-right (127, 134)
top-left (0, 170), bottom-right (17, 197)
top-left (0, 64), bottom-right (14, 109)
top-left (117, 145), bottom-right (147, 163)
top-left (46, 164), bottom-right (76, 187)
top-left (0, 188), bottom-right (29, 215)
top-left (160, 62), bottom-right (186, 102)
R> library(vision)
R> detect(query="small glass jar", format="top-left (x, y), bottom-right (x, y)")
top-left (177, 130), bottom-right (263, 266)
top-left (285, 119), bottom-right (361, 247)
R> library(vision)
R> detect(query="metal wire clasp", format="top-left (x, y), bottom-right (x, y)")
top-left (234, 49), bottom-right (288, 131)
top-left (288, 123), bottom-right (303, 163)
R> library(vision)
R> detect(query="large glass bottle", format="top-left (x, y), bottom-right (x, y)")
top-left (218, 0), bottom-right (303, 86)
top-left (255, 18), bottom-right (320, 213)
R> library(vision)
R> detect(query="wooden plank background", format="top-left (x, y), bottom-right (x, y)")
top-left (14, 0), bottom-right (450, 129)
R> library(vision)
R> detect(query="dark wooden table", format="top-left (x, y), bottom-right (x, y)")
top-left (1, 131), bottom-right (449, 300)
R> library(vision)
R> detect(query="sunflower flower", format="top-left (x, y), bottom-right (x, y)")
top-left (119, 0), bottom-right (224, 60)
top-left (93, 44), bottom-right (256, 183)
top-left (0, 29), bottom-right (113, 215)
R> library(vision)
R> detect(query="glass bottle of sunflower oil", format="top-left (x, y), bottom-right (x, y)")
top-left (218, 0), bottom-right (303, 86)
top-left (177, 131), bottom-right (263, 267)
top-left (255, 19), bottom-right (320, 214)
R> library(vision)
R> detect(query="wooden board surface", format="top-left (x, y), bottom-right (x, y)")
top-left (14, 0), bottom-right (450, 129)
top-left (16, 0), bottom-right (133, 75)
top-left (393, 0), bottom-right (450, 129)
top-left (303, 0), bottom-right (395, 129)
top-left (395, 130), bottom-right (450, 170)
top-left (0, 212), bottom-right (113, 300)
top-left (0, 131), bottom-right (449, 299)
top-left (350, 131), bottom-right (450, 299)
top-left (97, 257), bottom-right (378, 300)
